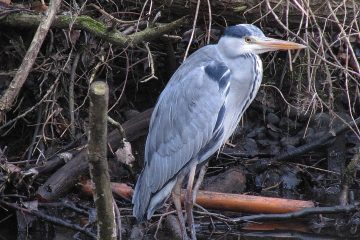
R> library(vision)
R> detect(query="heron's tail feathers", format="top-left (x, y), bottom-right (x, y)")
top-left (132, 173), bottom-right (149, 221)
top-left (132, 172), bottom-right (176, 221)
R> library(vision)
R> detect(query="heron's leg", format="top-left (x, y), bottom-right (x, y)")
top-left (185, 164), bottom-right (197, 240)
top-left (186, 163), bottom-right (208, 240)
top-left (192, 163), bottom-right (208, 203)
top-left (172, 174), bottom-right (187, 240)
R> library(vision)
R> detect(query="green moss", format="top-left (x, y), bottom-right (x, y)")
top-left (56, 15), bottom-right (107, 34)
top-left (55, 15), bottom-right (128, 46)
top-left (76, 15), bottom-right (107, 33)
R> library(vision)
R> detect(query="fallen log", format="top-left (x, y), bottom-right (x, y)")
top-left (187, 190), bottom-right (315, 214)
top-left (80, 180), bottom-right (314, 214)
top-left (80, 179), bottom-right (134, 200)
top-left (36, 108), bottom-right (152, 201)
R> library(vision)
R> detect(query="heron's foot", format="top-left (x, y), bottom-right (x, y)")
top-left (174, 209), bottom-right (189, 240)
top-left (185, 191), bottom-right (196, 240)
top-left (174, 196), bottom-right (187, 240)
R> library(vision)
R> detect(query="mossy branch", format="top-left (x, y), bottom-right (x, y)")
top-left (0, 13), bottom-right (187, 47)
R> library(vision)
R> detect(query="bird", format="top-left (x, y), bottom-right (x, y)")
top-left (132, 24), bottom-right (306, 239)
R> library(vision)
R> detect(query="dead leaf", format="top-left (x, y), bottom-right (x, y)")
top-left (115, 141), bottom-right (135, 167)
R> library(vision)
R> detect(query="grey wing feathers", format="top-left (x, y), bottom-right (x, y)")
top-left (132, 51), bottom-right (231, 221)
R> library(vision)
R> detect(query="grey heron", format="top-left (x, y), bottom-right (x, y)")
top-left (132, 24), bottom-right (306, 238)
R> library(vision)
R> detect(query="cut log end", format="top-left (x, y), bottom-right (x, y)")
top-left (91, 81), bottom-right (108, 95)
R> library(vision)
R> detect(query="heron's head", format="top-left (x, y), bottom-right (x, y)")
top-left (218, 24), bottom-right (306, 58)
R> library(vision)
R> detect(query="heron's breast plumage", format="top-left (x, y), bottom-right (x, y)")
top-left (221, 53), bottom-right (263, 140)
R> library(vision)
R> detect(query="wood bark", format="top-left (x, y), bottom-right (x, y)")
top-left (88, 81), bottom-right (116, 240)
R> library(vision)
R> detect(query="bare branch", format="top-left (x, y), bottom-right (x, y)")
top-left (0, 0), bottom-right (62, 120)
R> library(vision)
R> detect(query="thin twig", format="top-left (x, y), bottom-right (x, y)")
top-left (205, 0), bottom-right (212, 44)
top-left (327, 2), bottom-right (360, 74)
top-left (0, 200), bottom-right (96, 239)
top-left (0, 0), bottom-right (62, 119)
top-left (264, 0), bottom-right (360, 78)
top-left (69, 52), bottom-right (80, 137)
top-left (89, 3), bottom-right (139, 24)
top-left (0, 74), bottom-right (61, 133)
top-left (183, 0), bottom-right (201, 60)
top-left (140, 42), bottom-right (158, 83)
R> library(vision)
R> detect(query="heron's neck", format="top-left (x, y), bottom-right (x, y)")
top-left (216, 45), bottom-right (261, 80)
top-left (216, 49), bottom-right (263, 120)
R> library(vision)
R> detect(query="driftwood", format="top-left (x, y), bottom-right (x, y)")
top-left (25, 151), bottom-right (75, 176)
top-left (36, 108), bottom-right (152, 201)
top-left (88, 82), bottom-right (116, 240)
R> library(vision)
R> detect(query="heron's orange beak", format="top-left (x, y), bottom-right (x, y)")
top-left (255, 37), bottom-right (306, 50)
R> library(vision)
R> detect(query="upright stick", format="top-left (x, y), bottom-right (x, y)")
top-left (88, 81), bottom-right (117, 240)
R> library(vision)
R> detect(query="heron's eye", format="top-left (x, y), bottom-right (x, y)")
top-left (244, 37), bottom-right (252, 43)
